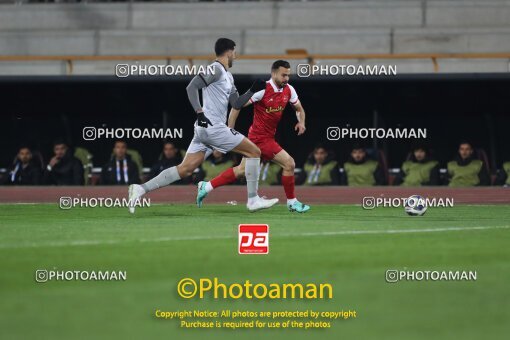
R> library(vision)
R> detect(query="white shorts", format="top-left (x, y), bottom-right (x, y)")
top-left (186, 123), bottom-right (245, 156)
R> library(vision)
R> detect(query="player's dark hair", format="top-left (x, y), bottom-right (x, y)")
top-left (271, 60), bottom-right (291, 71)
top-left (215, 38), bottom-right (236, 56)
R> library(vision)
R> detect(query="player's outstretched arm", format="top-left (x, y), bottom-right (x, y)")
top-left (230, 79), bottom-right (266, 109)
top-left (293, 101), bottom-right (307, 136)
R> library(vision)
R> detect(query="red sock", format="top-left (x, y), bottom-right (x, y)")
top-left (281, 175), bottom-right (296, 200)
top-left (210, 168), bottom-right (237, 188)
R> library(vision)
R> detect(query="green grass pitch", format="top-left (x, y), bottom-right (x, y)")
top-left (1, 203), bottom-right (509, 340)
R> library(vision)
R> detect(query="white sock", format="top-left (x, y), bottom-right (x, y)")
top-left (205, 182), bottom-right (214, 193)
top-left (245, 158), bottom-right (260, 203)
top-left (287, 198), bottom-right (297, 205)
top-left (141, 166), bottom-right (181, 193)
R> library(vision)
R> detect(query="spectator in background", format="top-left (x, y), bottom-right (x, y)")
top-left (2, 146), bottom-right (41, 185)
top-left (101, 140), bottom-right (140, 185)
top-left (394, 145), bottom-right (440, 186)
top-left (43, 139), bottom-right (83, 185)
top-left (202, 150), bottom-right (235, 181)
top-left (149, 141), bottom-right (181, 176)
top-left (341, 144), bottom-right (386, 186)
top-left (304, 145), bottom-right (339, 185)
top-left (494, 161), bottom-right (510, 187)
top-left (149, 141), bottom-right (190, 185)
top-left (447, 141), bottom-right (490, 187)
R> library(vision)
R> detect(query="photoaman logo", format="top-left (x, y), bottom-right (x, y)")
top-left (238, 224), bottom-right (269, 254)
top-left (176, 277), bottom-right (333, 299)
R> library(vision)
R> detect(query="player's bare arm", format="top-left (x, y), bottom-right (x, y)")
top-left (293, 101), bottom-right (306, 136)
top-left (227, 108), bottom-right (240, 129)
top-left (227, 99), bottom-right (254, 129)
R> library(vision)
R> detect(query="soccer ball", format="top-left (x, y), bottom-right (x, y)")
top-left (405, 195), bottom-right (427, 216)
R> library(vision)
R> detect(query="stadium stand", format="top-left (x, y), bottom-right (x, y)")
top-left (0, 1), bottom-right (510, 74)
top-left (0, 1), bottom-right (509, 187)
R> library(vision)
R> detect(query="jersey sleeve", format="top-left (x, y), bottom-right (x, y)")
top-left (288, 84), bottom-right (299, 105)
top-left (198, 63), bottom-right (222, 87)
top-left (249, 89), bottom-right (265, 103)
top-left (230, 80), bottom-right (238, 96)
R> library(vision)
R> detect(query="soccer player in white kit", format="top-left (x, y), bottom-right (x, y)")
top-left (128, 38), bottom-right (278, 213)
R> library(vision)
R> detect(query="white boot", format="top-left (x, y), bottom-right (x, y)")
top-left (128, 184), bottom-right (146, 214)
top-left (247, 196), bottom-right (279, 212)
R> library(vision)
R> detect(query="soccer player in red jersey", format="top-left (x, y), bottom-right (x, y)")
top-left (197, 60), bottom-right (310, 213)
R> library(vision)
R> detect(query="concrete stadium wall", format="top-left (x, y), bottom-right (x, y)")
top-left (393, 28), bottom-right (510, 54)
top-left (0, 2), bottom-right (422, 31)
top-left (2, 1), bottom-right (510, 31)
top-left (0, 1), bottom-right (510, 75)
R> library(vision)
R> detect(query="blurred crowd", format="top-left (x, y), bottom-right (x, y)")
top-left (2, 139), bottom-right (510, 187)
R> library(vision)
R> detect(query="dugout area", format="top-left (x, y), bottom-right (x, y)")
top-left (1, 73), bottom-right (509, 182)
top-left (1, 70), bottom-right (510, 340)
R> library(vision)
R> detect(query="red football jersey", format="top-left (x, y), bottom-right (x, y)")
top-left (248, 79), bottom-right (299, 140)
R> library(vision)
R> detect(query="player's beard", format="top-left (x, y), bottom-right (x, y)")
top-left (228, 57), bottom-right (233, 68)
top-left (275, 79), bottom-right (287, 88)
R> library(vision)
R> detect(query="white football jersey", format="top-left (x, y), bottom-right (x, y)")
top-left (202, 61), bottom-right (236, 125)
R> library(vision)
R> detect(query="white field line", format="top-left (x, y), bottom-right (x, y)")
top-left (0, 225), bottom-right (508, 250)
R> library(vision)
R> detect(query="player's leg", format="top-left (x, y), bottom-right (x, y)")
top-left (198, 139), bottom-right (254, 198)
top-left (230, 138), bottom-right (278, 211)
top-left (200, 157), bottom-right (245, 195)
top-left (129, 151), bottom-right (205, 213)
top-left (232, 157), bottom-right (246, 178)
top-left (272, 149), bottom-right (310, 213)
top-left (206, 139), bottom-right (252, 193)
top-left (197, 157), bottom-right (247, 207)
top-left (198, 137), bottom-right (275, 209)
top-left (202, 136), bottom-right (265, 197)
top-left (196, 126), bottom-right (277, 211)
top-left (204, 143), bottom-right (250, 191)
top-left (129, 136), bottom-right (207, 213)
top-left (200, 137), bottom-right (270, 200)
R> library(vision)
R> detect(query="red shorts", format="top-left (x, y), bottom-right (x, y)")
top-left (249, 136), bottom-right (283, 161)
